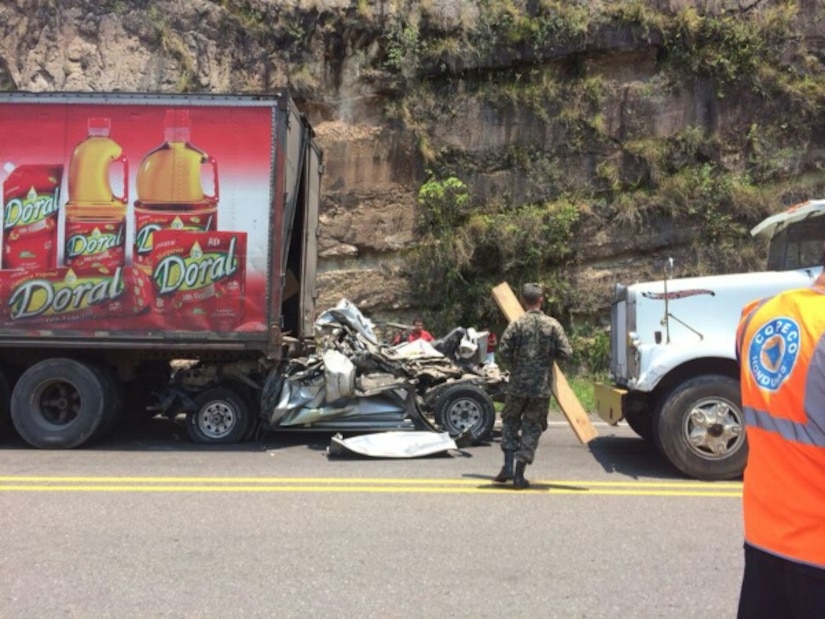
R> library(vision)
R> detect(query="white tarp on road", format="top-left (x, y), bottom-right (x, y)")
top-left (328, 431), bottom-right (458, 458)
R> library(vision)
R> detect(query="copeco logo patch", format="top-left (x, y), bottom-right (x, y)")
top-left (748, 317), bottom-right (801, 391)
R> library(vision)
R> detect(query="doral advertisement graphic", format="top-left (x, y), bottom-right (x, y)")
top-left (748, 316), bottom-right (801, 392)
top-left (0, 102), bottom-right (271, 333)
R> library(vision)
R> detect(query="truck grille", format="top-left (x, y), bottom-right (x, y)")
top-left (609, 284), bottom-right (629, 384)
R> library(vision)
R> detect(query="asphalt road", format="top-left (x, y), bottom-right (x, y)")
top-left (0, 417), bottom-right (745, 618)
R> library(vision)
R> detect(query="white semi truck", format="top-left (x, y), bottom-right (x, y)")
top-left (595, 200), bottom-right (825, 480)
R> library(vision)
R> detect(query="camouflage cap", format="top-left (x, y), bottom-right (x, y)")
top-left (522, 282), bottom-right (543, 299)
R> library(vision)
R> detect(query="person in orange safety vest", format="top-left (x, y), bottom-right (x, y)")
top-left (735, 255), bottom-right (825, 618)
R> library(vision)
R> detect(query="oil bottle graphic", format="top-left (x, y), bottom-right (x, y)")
top-left (134, 109), bottom-right (218, 273)
top-left (64, 117), bottom-right (128, 274)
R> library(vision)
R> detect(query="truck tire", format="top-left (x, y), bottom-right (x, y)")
top-left (433, 384), bottom-right (496, 443)
top-left (222, 380), bottom-right (260, 441)
top-left (653, 375), bottom-right (748, 481)
top-left (91, 365), bottom-right (124, 440)
top-left (186, 386), bottom-right (252, 444)
top-left (0, 371), bottom-right (11, 436)
top-left (10, 358), bottom-right (107, 449)
top-left (624, 410), bottom-right (652, 441)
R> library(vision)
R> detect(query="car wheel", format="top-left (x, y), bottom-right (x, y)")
top-left (10, 358), bottom-right (107, 449)
top-left (186, 386), bottom-right (252, 444)
top-left (653, 375), bottom-right (748, 480)
top-left (433, 384), bottom-right (495, 442)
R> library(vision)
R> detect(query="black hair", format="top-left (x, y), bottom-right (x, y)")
top-left (522, 290), bottom-right (542, 305)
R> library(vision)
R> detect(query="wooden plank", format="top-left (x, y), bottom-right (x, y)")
top-left (552, 364), bottom-right (599, 444)
top-left (491, 282), bottom-right (525, 324)
top-left (491, 282), bottom-right (598, 445)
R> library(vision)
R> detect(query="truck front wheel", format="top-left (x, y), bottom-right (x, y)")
top-left (654, 375), bottom-right (747, 481)
top-left (186, 387), bottom-right (252, 444)
top-left (624, 410), bottom-right (652, 441)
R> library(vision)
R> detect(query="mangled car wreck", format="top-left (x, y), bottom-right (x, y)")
top-left (166, 300), bottom-right (504, 448)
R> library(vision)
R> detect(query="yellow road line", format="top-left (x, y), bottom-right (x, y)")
top-left (0, 475), bottom-right (743, 488)
top-left (0, 484), bottom-right (740, 496)
top-left (0, 475), bottom-right (742, 497)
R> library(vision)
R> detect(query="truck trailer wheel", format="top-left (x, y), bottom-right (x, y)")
top-left (433, 384), bottom-right (496, 443)
top-left (10, 358), bottom-right (107, 449)
top-left (186, 387), bottom-right (252, 444)
top-left (0, 371), bottom-right (11, 436)
top-left (90, 365), bottom-right (124, 440)
top-left (653, 375), bottom-right (748, 481)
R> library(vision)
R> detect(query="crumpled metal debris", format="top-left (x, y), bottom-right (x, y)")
top-left (264, 299), bottom-right (504, 434)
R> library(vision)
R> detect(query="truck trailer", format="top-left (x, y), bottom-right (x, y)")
top-left (595, 200), bottom-right (825, 480)
top-left (0, 91), bottom-right (321, 449)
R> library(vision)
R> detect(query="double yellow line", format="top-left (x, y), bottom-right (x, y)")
top-left (0, 476), bottom-right (742, 497)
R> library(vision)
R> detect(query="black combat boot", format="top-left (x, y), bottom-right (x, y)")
top-left (493, 450), bottom-right (514, 483)
top-left (513, 460), bottom-right (530, 489)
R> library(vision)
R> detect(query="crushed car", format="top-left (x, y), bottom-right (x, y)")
top-left (164, 299), bottom-right (505, 445)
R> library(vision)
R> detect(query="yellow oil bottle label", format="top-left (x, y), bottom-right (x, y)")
top-left (64, 217), bottom-right (126, 274)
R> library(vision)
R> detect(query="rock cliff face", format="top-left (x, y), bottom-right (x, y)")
top-left (2, 0), bottom-right (824, 336)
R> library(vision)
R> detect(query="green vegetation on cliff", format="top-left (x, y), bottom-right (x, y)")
top-left (369, 0), bottom-right (824, 373)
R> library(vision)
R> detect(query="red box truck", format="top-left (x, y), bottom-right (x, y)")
top-left (0, 91), bottom-right (321, 448)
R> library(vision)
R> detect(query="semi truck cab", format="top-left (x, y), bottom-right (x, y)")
top-left (595, 199), bottom-right (825, 480)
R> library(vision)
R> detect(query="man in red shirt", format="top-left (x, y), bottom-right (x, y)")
top-left (407, 318), bottom-right (434, 342)
top-left (391, 318), bottom-right (434, 345)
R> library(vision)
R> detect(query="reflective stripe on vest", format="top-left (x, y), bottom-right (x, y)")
top-left (744, 405), bottom-right (825, 448)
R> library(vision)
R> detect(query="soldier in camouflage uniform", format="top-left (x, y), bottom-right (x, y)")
top-left (493, 283), bottom-right (572, 489)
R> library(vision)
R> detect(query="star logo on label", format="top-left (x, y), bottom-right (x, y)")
top-left (759, 334), bottom-right (785, 372)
